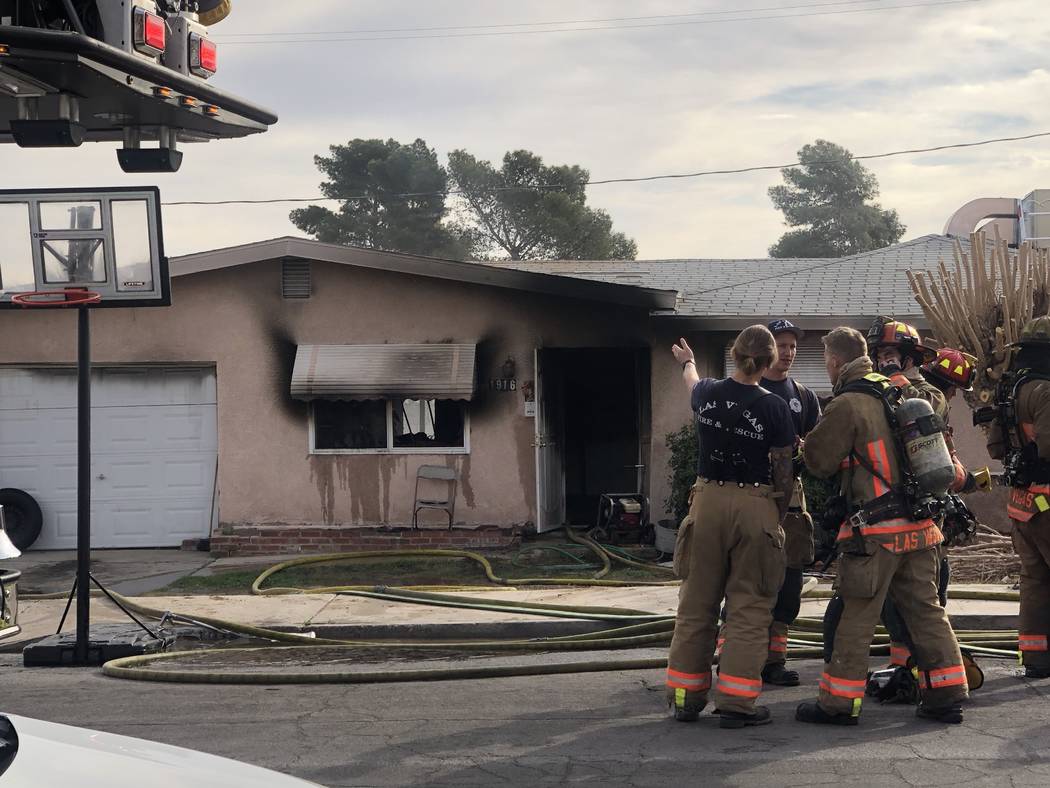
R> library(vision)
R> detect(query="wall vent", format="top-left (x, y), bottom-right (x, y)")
top-left (282, 259), bottom-right (311, 299)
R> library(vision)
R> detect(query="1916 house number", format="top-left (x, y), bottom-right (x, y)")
top-left (489, 379), bottom-right (517, 391)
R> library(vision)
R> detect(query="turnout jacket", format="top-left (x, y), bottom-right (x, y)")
top-left (988, 376), bottom-right (1050, 522)
top-left (887, 366), bottom-right (948, 420)
top-left (804, 356), bottom-right (942, 553)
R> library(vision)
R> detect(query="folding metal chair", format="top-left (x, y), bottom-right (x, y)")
top-left (412, 465), bottom-right (458, 529)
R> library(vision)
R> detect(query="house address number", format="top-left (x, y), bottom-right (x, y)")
top-left (489, 379), bottom-right (517, 391)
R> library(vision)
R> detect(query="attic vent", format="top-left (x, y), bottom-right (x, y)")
top-left (282, 260), bottom-right (311, 299)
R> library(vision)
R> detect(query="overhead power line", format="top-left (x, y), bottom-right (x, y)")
top-left (216, 0), bottom-right (890, 38)
top-left (162, 130), bottom-right (1050, 207)
top-left (215, 0), bottom-right (980, 45)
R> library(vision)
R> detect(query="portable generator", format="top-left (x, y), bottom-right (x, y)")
top-left (592, 493), bottom-right (650, 545)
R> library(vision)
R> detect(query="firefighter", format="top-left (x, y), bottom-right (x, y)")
top-left (759, 319), bottom-right (821, 686)
top-left (667, 326), bottom-right (796, 728)
top-left (922, 348), bottom-right (983, 495)
top-left (866, 316), bottom-right (946, 419)
top-left (986, 316), bottom-right (1050, 679)
top-left (876, 348), bottom-right (988, 688)
top-left (867, 318), bottom-right (951, 671)
top-left (796, 327), bottom-right (968, 725)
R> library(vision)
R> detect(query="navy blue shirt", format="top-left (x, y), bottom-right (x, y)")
top-left (691, 378), bottom-right (796, 483)
top-left (760, 376), bottom-right (821, 437)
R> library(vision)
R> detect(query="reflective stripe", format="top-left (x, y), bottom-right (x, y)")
top-left (1019, 635), bottom-right (1049, 652)
top-left (837, 518), bottom-right (938, 539)
top-left (920, 664), bottom-right (967, 689)
top-left (890, 645), bottom-right (911, 667)
top-left (1037, 496), bottom-right (1050, 513)
top-left (716, 672), bottom-right (762, 699)
top-left (867, 439), bottom-right (891, 498)
top-left (819, 672), bottom-right (867, 699)
top-left (666, 668), bottom-right (712, 691)
top-left (769, 636), bottom-right (788, 654)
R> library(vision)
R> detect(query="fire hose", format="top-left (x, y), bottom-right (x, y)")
top-left (96, 533), bottom-right (1026, 684)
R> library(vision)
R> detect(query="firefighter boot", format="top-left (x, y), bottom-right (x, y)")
top-left (762, 662), bottom-right (800, 687)
top-left (668, 688), bottom-right (707, 722)
top-left (719, 705), bottom-right (773, 729)
top-left (916, 702), bottom-right (964, 724)
top-left (795, 701), bottom-right (859, 726)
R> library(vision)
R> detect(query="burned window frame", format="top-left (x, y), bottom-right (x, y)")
top-left (309, 398), bottom-right (470, 455)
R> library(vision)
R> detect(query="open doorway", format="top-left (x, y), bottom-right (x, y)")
top-left (535, 347), bottom-right (649, 530)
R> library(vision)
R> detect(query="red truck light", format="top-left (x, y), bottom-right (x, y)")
top-left (189, 33), bottom-right (217, 78)
top-left (133, 8), bottom-right (166, 57)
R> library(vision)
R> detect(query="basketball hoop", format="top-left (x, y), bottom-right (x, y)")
top-left (11, 290), bottom-right (103, 308)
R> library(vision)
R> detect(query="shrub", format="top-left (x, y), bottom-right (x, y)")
top-left (665, 422), bottom-right (698, 522)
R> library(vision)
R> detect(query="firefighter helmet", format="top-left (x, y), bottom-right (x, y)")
top-left (922, 348), bottom-right (977, 391)
top-left (866, 317), bottom-right (935, 364)
top-left (1013, 315), bottom-right (1050, 347)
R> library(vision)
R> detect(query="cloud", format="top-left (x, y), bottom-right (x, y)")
top-left (1, 0), bottom-right (1046, 260)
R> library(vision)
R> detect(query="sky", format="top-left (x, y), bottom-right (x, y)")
top-left (2, 0), bottom-right (1049, 260)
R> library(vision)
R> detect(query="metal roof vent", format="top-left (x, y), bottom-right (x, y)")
top-left (282, 259), bottom-right (311, 299)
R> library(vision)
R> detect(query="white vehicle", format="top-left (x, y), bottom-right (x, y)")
top-left (0, 713), bottom-right (323, 787)
top-left (0, 714), bottom-right (321, 788)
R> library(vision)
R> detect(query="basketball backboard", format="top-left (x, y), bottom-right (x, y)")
top-left (0, 186), bottom-right (168, 308)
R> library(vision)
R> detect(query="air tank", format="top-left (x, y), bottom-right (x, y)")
top-left (897, 398), bottom-right (955, 497)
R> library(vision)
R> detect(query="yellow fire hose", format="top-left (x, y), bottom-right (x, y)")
top-left (97, 532), bottom-right (1026, 684)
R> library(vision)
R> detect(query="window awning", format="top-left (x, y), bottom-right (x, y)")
top-left (291, 344), bottom-right (477, 401)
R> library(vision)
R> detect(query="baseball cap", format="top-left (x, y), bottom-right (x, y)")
top-left (767, 319), bottom-right (804, 340)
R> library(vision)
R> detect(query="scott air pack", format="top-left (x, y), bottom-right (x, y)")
top-left (840, 374), bottom-right (955, 523)
top-left (974, 369), bottom-right (1050, 488)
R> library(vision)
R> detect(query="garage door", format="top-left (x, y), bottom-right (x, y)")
top-left (0, 367), bottom-right (217, 549)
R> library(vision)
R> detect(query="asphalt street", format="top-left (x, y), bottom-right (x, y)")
top-left (2, 654), bottom-right (1049, 786)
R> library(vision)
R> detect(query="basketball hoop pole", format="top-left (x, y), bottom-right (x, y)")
top-left (74, 304), bottom-right (91, 664)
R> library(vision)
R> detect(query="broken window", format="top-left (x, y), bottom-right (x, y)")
top-left (312, 399), bottom-right (467, 453)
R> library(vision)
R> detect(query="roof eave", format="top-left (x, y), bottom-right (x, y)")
top-left (650, 312), bottom-right (931, 331)
top-left (171, 238), bottom-right (677, 310)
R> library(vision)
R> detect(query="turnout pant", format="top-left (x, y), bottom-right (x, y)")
top-left (667, 479), bottom-right (786, 715)
top-left (1014, 511), bottom-right (1050, 671)
top-left (819, 540), bottom-right (968, 717)
top-left (881, 545), bottom-right (951, 666)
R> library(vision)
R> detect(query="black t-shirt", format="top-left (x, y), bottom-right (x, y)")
top-left (760, 376), bottom-right (822, 437)
top-left (691, 378), bottom-right (796, 483)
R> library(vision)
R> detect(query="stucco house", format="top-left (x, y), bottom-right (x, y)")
top-left (0, 233), bottom-right (1001, 554)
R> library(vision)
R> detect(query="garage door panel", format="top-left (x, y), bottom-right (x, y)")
top-left (0, 464), bottom-right (44, 494)
top-left (106, 460), bottom-right (153, 493)
top-left (107, 505), bottom-right (157, 538)
top-left (0, 367), bottom-right (217, 549)
top-left (101, 412), bottom-right (153, 448)
top-left (51, 461), bottom-right (78, 495)
top-left (165, 459), bottom-right (210, 491)
top-left (164, 505), bottom-right (212, 538)
top-left (54, 507), bottom-right (78, 540)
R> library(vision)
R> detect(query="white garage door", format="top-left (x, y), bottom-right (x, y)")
top-left (0, 366), bottom-right (217, 549)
